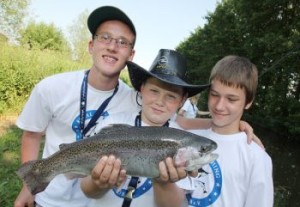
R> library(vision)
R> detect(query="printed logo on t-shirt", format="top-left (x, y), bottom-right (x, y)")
top-left (72, 109), bottom-right (109, 140)
top-left (113, 177), bottom-right (152, 199)
top-left (186, 160), bottom-right (222, 206)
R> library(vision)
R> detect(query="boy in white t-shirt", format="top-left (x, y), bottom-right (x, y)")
top-left (182, 55), bottom-right (274, 207)
top-left (14, 6), bottom-right (139, 207)
top-left (80, 49), bottom-right (210, 207)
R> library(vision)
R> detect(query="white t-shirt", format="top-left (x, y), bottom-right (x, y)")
top-left (180, 99), bottom-right (199, 118)
top-left (88, 112), bottom-right (182, 207)
top-left (180, 129), bottom-right (274, 207)
top-left (16, 70), bottom-right (140, 207)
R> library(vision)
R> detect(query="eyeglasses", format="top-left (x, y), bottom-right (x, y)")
top-left (94, 33), bottom-right (133, 48)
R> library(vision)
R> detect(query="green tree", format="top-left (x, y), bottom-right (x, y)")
top-left (68, 9), bottom-right (91, 64)
top-left (19, 21), bottom-right (69, 52)
top-left (0, 0), bottom-right (31, 42)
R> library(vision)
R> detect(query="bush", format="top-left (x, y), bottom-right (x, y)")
top-left (0, 42), bottom-right (132, 115)
top-left (0, 42), bottom-right (89, 114)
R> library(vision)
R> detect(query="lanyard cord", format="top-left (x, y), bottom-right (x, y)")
top-left (78, 70), bottom-right (119, 140)
top-left (121, 112), bottom-right (169, 207)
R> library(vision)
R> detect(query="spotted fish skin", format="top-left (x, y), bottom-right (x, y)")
top-left (17, 124), bottom-right (218, 195)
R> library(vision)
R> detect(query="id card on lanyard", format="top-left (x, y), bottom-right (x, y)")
top-left (78, 70), bottom-right (119, 140)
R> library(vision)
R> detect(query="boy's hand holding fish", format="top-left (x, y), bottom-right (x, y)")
top-left (82, 153), bottom-right (198, 198)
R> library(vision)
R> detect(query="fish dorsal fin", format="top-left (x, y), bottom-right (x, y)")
top-left (59, 143), bottom-right (72, 150)
top-left (99, 124), bottom-right (133, 134)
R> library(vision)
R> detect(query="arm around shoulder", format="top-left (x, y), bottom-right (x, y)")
top-left (176, 115), bottom-right (211, 130)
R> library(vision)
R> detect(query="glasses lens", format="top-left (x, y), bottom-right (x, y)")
top-left (95, 33), bottom-right (132, 48)
top-left (117, 39), bottom-right (130, 48)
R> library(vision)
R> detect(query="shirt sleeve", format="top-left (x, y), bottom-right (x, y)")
top-left (244, 148), bottom-right (274, 207)
top-left (16, 81), bottom-right (52, 132)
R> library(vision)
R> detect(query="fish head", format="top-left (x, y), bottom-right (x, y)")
top-left (191, 135), bottom-right (218, 154)
top-left (174, 133), bottom-right (218, 171)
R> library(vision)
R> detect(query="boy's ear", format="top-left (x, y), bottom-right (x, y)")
top-left (128, 48), bottom-right (135, 61)
top-left (245, 101), bottom-right (253, 110)
top-left (140, 83), bottom-right (146, 93)
top-left (88, 40), bottom-right (94, 54)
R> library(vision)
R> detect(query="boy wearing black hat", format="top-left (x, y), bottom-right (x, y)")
top-left (80, 49), bottom-right (211, 207)
top-left (15, 6), bottom-right (140, 207)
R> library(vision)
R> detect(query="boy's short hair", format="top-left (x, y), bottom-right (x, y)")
top-left (209, 55), bottom-right (258, 105)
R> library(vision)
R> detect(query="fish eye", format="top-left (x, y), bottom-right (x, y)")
top-left (200, 146), bottom-right (207, 152)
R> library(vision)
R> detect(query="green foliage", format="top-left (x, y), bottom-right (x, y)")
top-left (0, 126), bottom-right (45, 206)
top-left (0, 41), bottom-right (89, 114)
top-left (120, 68), bottom-right (132, 87)
top-left (68, 9), bottom-right (91, 63)
top-left (0, 33), bottom-right (8, 43)
top-left (274, 186), bottom-right (292, 207)
top-left (19, 21), bottom-right (69, 52)
top-left (0, 126), bottom-right (22, 206)
top-left (177, 0), bottom-right (300, 139)
top-left (0, 0), bottom-right (30, 40)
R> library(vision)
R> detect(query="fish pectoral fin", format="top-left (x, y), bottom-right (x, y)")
top-left (64, 172), bottom-right (88, 179)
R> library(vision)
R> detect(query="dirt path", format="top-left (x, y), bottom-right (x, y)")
top-left (0, 115), bottom-right (18, 136)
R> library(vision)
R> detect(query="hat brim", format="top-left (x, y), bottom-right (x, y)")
top-left (88, 6), bottom-right (136, 36)
top-left (127, 61), bottom-right (210, 97)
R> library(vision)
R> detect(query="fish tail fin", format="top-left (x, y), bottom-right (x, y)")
top-left (17, 160), bottom-right (49, 195)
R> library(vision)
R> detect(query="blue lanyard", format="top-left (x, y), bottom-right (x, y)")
top-left (121, 112), bottom-right (169, 207)
top-left (79, 70), bottom-right (119, 140)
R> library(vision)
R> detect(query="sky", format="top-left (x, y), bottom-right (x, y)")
top-left (28, 0), bottom-right (219, 68)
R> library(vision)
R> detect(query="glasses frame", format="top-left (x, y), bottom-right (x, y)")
top-left (94, 33), bottom-right (133, 49)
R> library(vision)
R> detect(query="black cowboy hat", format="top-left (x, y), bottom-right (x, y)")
top-left (127, 49), bottom-right (210, 97)
top-left (87, 6), bottom-right (136, 36)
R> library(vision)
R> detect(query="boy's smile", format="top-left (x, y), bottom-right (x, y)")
top-left (140, 77), bottom-right (186, 126)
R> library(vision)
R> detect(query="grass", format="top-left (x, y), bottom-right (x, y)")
top-left (0, 126), bottom-right (22, 207)
top-left (0, 41), bottom-right (91, 114)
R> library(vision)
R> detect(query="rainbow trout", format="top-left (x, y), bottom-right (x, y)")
top-left (17, 124), bottom-right (218, 195)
